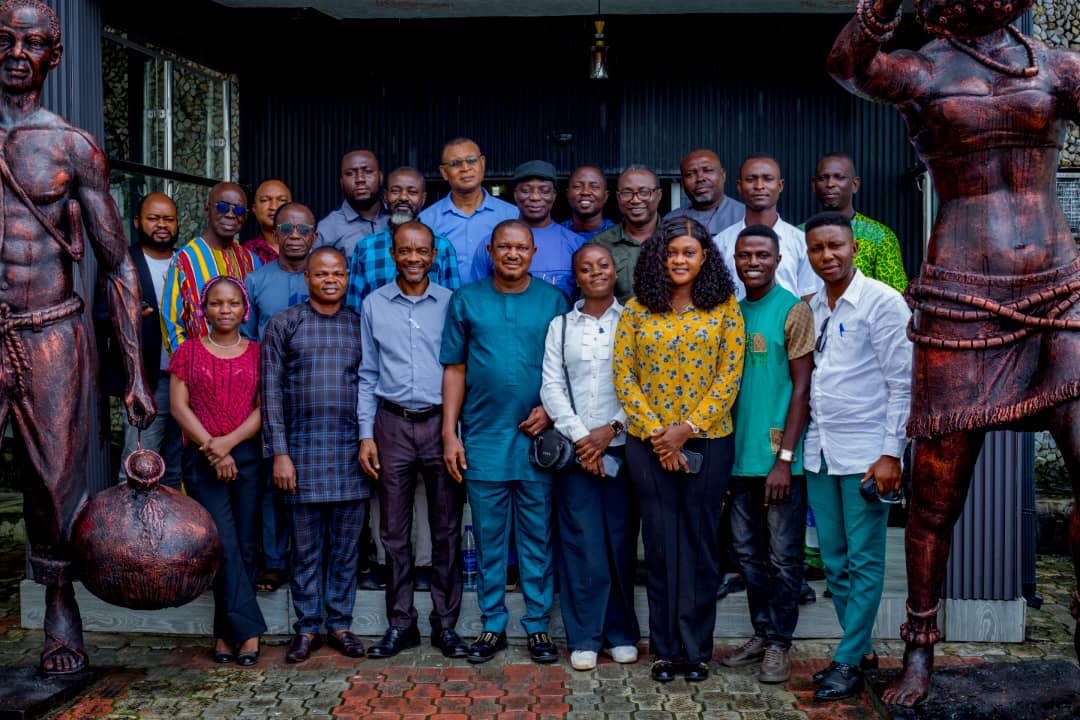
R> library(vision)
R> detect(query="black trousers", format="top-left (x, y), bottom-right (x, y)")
top-left (373, 406), bottom-right (464, 630)
top-left (183, 439), bottom-right (267, 645)
top-left (626, 435), bottom-right (733, 664)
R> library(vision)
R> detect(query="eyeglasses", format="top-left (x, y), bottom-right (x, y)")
top-left (214, 201), bottom-right (248, 218)
top-left (616, 187), bottom-right (659, 202)
top-left (815, 317), bottom-right (829, 353)
top-left (441, 156), bottom-right (481, 169)
top-left (860, 477), bottom-right (906, 506)
top-left (276, 223), bottom-right (315, 236)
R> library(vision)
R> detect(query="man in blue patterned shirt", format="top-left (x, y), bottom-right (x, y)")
top-left (261, 247), bottom-right (368, 664)
top-left (345, 167), bottom-right (459, 310)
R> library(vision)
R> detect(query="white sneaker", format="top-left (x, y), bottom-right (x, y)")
top-left (603, 645), bottom-right (639, 663)
top-left (570, 650), bottom-right (597, 670)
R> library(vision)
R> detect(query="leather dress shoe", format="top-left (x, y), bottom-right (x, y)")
top-left (327, 630), bottom-right (366, 658)
top-left (212, 649), bottom-right (234, 664)
top-left (813, 663), bottom-right (864, 701)
top-left (527, 631), bottom-right (559, 664)
top-left (684, 661), bottom-right (710, 682)
top-left (432, 629), bottom-right (469, 658)
top-left (366, 625), bottom-right (420, 658)
top-left (716, 573), bottom-right (746, 599)
top-left (467, 631), bottom-right (507, 664)
top-left (812, 653), bottom-right (878, 684)
top-left (236, 649), bottom-right (259, 667)
top-left (286, 633), bottom-right (321, 663)
top-left (650, 659), bottom-right (678, 682)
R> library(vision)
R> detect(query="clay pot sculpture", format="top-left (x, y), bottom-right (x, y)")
top-left (71, 448), bottom-right (220, 609)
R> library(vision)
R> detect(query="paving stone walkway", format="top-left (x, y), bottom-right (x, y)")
top-left (0, 547), bottom-right (1076, 720)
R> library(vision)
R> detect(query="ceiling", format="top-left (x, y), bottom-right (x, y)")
top-left (210, 0), bottom-right (867, 20)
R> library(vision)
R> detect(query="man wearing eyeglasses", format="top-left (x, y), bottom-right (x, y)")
top-left (315, 149), bottom-right (388, 262)
top-left (419, 137), bottom-right (517, 284)
top-left (713, 155), bottom-right (820, 303)
top-left (470, 160), bottom-right (583, 298)
top-left (163, 182), bottom-right (261, 356)
top-left (664, 149), bottom-right (745, 236)
top-left (801, 211), bottom-right (911, 702)
top-left (240, 202), bottom-right (318, 593)
top-left (590, 165), bottom-right (664, 303)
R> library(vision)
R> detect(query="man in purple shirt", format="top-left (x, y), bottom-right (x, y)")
top-left (471, 160), bottom-right (583, 297)
top-left (316, 149), bottom-right (389, 261)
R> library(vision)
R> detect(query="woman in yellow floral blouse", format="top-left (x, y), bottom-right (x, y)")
top-left (613, 216), bottom-right (744, 683)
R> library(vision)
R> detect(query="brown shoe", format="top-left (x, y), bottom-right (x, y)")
top-left (327, 630), bottom-right (366, 658)
top-left (722, 636), bottom-right (767, 667)
top-left (285, 633), bottom-right (321, 663)
top-left (758, 645), bottom-right (791, 683)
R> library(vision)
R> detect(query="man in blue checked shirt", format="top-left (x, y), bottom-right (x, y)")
top-left (345, 167), bottom-right (459, 310)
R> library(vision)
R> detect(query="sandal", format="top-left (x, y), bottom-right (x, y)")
top-left (256, 568), bottom-right (287, 592)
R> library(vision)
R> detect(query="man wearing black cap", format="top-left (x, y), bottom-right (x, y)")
top-left (470, 160), bottom-right (584, 297)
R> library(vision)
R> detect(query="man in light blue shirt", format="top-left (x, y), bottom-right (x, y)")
top-left (470, 160), bottom-right (584, 298)
top-left (418, 137), bottom-right (517, 283)
top-left (357, 221), bottom-right (467, 661)
top-left (242, 202), bottom-right (316, 592)
top-left (316, 149), bottom-right (389, 261)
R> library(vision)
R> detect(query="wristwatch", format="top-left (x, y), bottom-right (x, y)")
top-left (610, 419), bottom-right (625, 436)
top-left (684, 420), bottom-right (701, 436)
top-left (777, 448), bottom-right (795, 463)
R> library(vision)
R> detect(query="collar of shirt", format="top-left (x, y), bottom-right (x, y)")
top-left (568, 297), bottom-right (623, 323)
top-left (377, 278), bottom-right (444, 305)
top-left (810, 267), bottom-right (867, 315)
top-left (438, 188), bottom-right (502, 219)
top-left (340, 200), bottom-right (388, 225)
top-left (611, 222), bottom-right (650, 246)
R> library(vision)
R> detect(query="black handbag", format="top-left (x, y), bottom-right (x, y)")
top-left (529, 316), bottom-right (576, 471)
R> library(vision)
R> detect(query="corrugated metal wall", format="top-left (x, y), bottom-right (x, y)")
top-left (43, 0), bottom-right (111, 498)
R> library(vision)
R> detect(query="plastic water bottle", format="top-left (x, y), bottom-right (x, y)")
top-left (462, 525), bottom-right (478, 591)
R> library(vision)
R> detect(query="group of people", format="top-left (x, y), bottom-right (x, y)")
top-left (100, 135), bottom-right (912, 702)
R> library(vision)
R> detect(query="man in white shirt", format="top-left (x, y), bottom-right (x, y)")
top-left (802, 211), bottom-right (911, 702)
top-left (713, 154), bottom-right (820, 301)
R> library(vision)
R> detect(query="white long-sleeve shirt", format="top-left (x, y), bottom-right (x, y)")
top-left (540, 299), bottom-right (628, 446)
top-left (714, 216), bottom-right (822, 301)
top-left (804, 269), bottom-right (912, 475)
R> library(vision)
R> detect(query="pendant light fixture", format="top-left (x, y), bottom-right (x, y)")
top-left (589, 1), bottom-right (609, 80)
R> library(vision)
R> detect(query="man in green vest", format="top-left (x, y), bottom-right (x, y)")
top-left (721, 224), bottom-right (814, 684)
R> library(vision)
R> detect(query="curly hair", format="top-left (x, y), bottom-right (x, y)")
top-left (633, 216), bottom-right (735, 313)
top-left (3, 0), bottom-right (61, 44)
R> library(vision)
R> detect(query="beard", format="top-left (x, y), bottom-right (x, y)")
top-left (137, 227), bottom-right (178, 252)
top-left (389, 201), bottom-right (420, 227)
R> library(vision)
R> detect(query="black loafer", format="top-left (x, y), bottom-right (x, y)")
top-left (527, 631), bottom-right (559, 664)
top-left (467, 631), bottom-right (507, 664)
top-left (366, 624), bottom-right (420, 658)
top-left (212, 649), bottom-right (234, 664)
top-left (812, 653), bottom-right (877, 684)
top-left (684, 661), bottom-right (709, 682)
top-left (285, 633), bottom-right (321, 664)
top-left (814, 663), bottom-right (864, 701)
top-left (432, 628), bottom-right (469, 658)
top-left (327, 630), bottom-right (366, 658)
top-left (236, 649), bottom-right (259, 667)
top-left (651, 659), bottom-right (678, 682)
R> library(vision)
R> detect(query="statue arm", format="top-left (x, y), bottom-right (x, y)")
top-left (1052, 47), bottom-right (1080, 125)
top-left (72, 132), bottom-right (155, 429)
top-left (827, 0), bottom-right (928, 105)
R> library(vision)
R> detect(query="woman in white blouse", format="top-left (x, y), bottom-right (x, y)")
top-left (540, 244), bottom-right (640, 671)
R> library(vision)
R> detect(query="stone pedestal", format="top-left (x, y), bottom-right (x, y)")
top-left (0, 666), bottom-right (95, 719)
top-left (867, 660), bottom-right (1080, 720)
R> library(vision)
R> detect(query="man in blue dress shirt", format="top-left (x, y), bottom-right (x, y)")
top-left (358, 221), bottom-right (467, 660)
top-left (315, 149), bottom-right (388, 261)
top-left (560, 165), bottom-right (616, 241)
top-left (441, 219), bottom-right (569, 665)
top-left (419, 137), bottom-right (517, 283)
top-left (470, 160), bottom-right (584, 298)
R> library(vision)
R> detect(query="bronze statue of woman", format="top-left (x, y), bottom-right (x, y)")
top-left (828, 0), bottom-right (1080, 707)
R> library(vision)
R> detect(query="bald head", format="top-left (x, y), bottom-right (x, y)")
top-left (205, 183), bottom-right (248, 246)
top-left (134, 192), bottom-right (178, 252)
top-left (253, 179), bottom-right (292, 232)
top-left (680, 149), bottom-right (726, 210)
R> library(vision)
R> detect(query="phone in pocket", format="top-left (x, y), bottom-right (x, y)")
top-left (602, 453), bottom-right (622, 477)
top-left (681, 449), bottom-right (704, 474)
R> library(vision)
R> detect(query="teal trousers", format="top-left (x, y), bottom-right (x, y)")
top-left (805, 453), bottom-right (889, 665)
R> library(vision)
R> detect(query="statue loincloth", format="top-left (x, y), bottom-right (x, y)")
top-left (906, 257), bottom-right (1080, 438)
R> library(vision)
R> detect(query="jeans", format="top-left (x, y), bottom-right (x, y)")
top-left (729, 474), bottom-right (807, 648)
top-left (117, 379), bottom-right (182, 489)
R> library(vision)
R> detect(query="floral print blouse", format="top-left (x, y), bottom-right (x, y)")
top-left (613, 295), bottom-right (745, 440)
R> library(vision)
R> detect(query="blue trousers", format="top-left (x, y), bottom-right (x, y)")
top-left (805, 454), bottom-right (889, 665)
top-left (466, 478), bottom-right (553, 635)
top-left (555, 448), bottom-right (639, 652)
top-left (288, 499), bottom-right (367, 635)
top-left (260, 463), bottom-right (289, 572)
top-left (182, 439), bottom-right (266, 645)
top-left (729, 474), bottom-right (807, 648)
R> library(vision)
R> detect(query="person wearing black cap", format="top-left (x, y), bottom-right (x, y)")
top-left (471, 160), bottom-right (584, 297)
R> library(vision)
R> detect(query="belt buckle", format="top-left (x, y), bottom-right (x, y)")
top-left (404, 405), bottom-right (433, 420)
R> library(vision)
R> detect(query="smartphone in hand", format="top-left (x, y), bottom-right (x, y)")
top-left (681, 449), bottom-right (704, 474)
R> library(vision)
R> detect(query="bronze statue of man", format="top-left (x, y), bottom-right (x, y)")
top-left (0, 0), bottom-right (154, 674)
top-left (828, 0), bottom-right (1080, 707)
